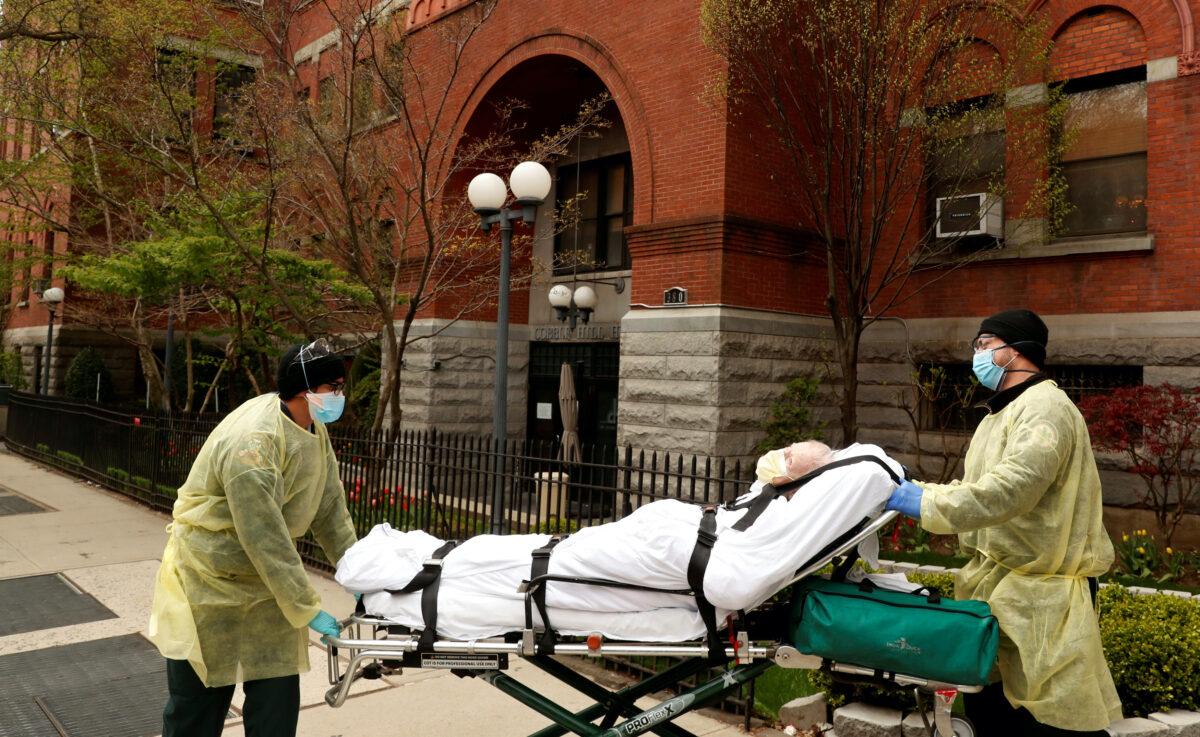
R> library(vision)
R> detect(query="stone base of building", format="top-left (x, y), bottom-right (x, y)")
top-left (2, 325), bottom-right (139, 397)
top-left (394, 319), bottom-right (529, 437)
top-left (617, 306), bottom-right (839, 464)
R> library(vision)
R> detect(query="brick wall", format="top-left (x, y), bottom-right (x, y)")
top-left (896, 1), bottom-right (1200, 321)
top-left (1051, 7), bottom-right (1147, 80)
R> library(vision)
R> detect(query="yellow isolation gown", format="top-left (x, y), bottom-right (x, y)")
top-left (148, 393), bottom-right (357, 687)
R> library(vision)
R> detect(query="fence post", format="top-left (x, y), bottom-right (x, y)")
top-left (425, 428), bottom-right (437, 532)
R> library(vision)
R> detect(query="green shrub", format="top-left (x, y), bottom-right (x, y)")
top-left (756, 375), bottom-right (825, 453)
top-left (156, 483), bottom-right (178, 498)
top-left (107, 467), bottom-right (130, 482)
top-left (1099, 585), bottom-right (1200, 716)
top-left (55, 450), bottom-right (83, 465)
top-left (64, 347), bottom-right (115, 403)
top-left (347, 367), bottom-right (380, 427)
top-left (531, 518), bottom-right (581, 535)
top-left (907, 570), bottom-right (956, 595)
top-left (0, 350), bottom-right (26, 389)
top-left (131, 475), bottom-right (152, 490)
top-left (36, 442), bottom-right (50, 453)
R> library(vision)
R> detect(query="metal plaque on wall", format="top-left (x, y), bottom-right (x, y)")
top-left (663, 287), bottom-right (688, 305)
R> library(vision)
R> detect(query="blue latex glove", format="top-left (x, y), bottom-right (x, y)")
top-left (308, 610), bottom-right (340, 641)
top-left (885, 480), bottom-right (924, 520)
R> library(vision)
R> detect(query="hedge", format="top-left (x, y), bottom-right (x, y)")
top-left (1099, 585), bottom-right (1200, 716)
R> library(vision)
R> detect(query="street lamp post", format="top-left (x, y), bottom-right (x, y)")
top-left (40, 287), bottom-right (64, 395)
top-left (468, 161), bottom-right (551, 534)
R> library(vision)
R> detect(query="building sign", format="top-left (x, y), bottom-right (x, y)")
top-left (663, 286), bottom-right (688, 305)
top-left (532, 323), bottom-right (621, 342)
top-left (536, 402), bottom-right (553, 420)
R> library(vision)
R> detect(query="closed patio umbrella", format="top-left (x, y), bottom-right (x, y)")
top-left (558, 362), bottom-right (582, 464)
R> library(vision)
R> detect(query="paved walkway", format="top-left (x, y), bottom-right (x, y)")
top-left (0, 450), bottom-right (765, 737)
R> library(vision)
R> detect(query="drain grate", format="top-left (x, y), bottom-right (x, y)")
top-left (0, 493), bottom-right (47, 516)
top-left (0, 574), bottom-right (118, 637)
top-left (0, 634), bottom-right (167, 737)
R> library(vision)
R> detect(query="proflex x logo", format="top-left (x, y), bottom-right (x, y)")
top-left (886, 637), bottom-right (922, 655)
top-left (604, 693), bottom-right (696, 737)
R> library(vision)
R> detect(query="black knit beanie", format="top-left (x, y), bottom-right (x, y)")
top-left (976, 309), bottom-right (1049, 368)
top-left (276, 343), bottom-right (346, 399)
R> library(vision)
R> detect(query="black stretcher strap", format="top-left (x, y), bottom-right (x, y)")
top-left (525, 536), bottom-right (566, 653)
top-left (380, 540), bottom-right (457, 651)
top-left (729, 455), bottom-right (903, 532)
top-left (388, 540), bottom-right (459, 594)
top-left (687, 506), bottom-right (725, 663)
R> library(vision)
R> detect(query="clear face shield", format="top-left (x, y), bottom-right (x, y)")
top-left (292, 338), bottom-right (346, 423)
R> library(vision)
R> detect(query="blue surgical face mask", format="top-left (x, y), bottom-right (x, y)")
top-left (305, 391), bottom-right (345, 424)
top-left (972, 347), bottom-right (1015, 391)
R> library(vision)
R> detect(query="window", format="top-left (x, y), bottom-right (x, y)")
top-left (317, 76), bottom-right (337, 123)
top-left (21, 240), bottom-right (32, 304)
top-left (352, 63), bottom-right (377, 129)
top-left (924, 96), bottom-right (1005, 244)
top-left (554, 153), bottom-right (632, 273)
top-left (1059, 68), bottom-right (1147, 237)
top-left (214, 62), bottom-right (256, 140)
top-left (43, 231), bottom-right (58, 283)
top-left (916, 362), bottom-right (1142, 433)
top-left (155, 48), bottom-right (197, 139)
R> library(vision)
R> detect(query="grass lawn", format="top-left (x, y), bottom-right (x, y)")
top-left (753, 668), bottom-right (822, 720)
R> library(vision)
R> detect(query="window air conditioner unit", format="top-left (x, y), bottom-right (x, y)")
top-left (935, 193), bottom-right (1003, 239)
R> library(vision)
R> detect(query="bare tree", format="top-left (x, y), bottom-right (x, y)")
top-left (0, 0), bottom-right (365, 408)
top-left (703, 0), bottom-right (1065, 441)
top-left (0, 0), bottom-right (95, 43)
top-left (238, 0), bottom-right (610, 433)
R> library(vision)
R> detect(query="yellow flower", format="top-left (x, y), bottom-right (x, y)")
top-left (1166, 547), bottom-right (1174, 555)
top-left (1122, 534), bottom-right (1129, 542)
top-left (1137, 546), bottom-right (1145, 554)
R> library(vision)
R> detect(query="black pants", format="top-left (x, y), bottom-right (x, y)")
top-left (964, 682), bottom-right (1108, 737)
top-left (162, 659), bottom-right (300, 737)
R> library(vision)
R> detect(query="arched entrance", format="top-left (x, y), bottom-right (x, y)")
top-left (460, 54), bottom-right (632, 467)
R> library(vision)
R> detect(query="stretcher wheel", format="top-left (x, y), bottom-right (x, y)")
top-left (936, 716), bottom-right (975, 737)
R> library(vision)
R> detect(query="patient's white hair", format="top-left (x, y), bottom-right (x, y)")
top-left (782, 440), bottom-right (834, 480)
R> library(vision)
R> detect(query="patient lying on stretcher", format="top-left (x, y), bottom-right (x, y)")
top-left (336, 442), bottom-right (901, 642)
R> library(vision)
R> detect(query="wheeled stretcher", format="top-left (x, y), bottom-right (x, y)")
top-left (323, 506), bottom-right (984, 737)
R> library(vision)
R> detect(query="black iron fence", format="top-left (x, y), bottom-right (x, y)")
top-left (3, 391), bottom-right (760, 717)
top-left (4, 392), bottom-right (750, 563)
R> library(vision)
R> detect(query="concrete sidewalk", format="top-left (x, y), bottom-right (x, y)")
top-left (0, 450), bottom-right (764, 737)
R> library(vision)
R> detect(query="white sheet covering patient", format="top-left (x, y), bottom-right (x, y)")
top-left (336, 442), bottom-right (901, 641)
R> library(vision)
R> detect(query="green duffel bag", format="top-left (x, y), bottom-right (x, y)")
top-left (789, 576), bottom-right (999, 686)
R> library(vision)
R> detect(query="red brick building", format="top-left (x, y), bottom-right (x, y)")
top-left (6, 0), bottom-right (1199, 487)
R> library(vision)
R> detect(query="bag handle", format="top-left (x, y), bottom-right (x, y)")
top-left (913, 586), bottom-right (943, 605)
top-left (857, 578), bottom-right (944, 605)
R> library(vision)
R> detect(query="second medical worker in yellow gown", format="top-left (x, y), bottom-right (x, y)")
top-left (885, 309), bottom-right (1121, 737)
top-left (149, 340), bottom-right (358, 737)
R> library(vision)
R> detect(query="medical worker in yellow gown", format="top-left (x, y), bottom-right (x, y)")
top-left (149, 340), bottom-right (358, 737)
top-left (886, 309), bottom-right (1121, 737)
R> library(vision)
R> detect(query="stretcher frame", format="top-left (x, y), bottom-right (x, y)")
top-left (323, 510), bottom-right (982, 737)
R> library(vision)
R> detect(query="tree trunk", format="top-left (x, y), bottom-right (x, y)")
top-left (373, 319), bottom-right (400, 434)
top-left (183, 330), bottom-right (194, 412)
top-left (839, 319), bottom-right (863, 445)
top-left (132, 302), bottom-right (168, 412)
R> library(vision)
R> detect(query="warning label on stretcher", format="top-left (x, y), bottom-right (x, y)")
top-left (420, 653), bottom-right (503, 669)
